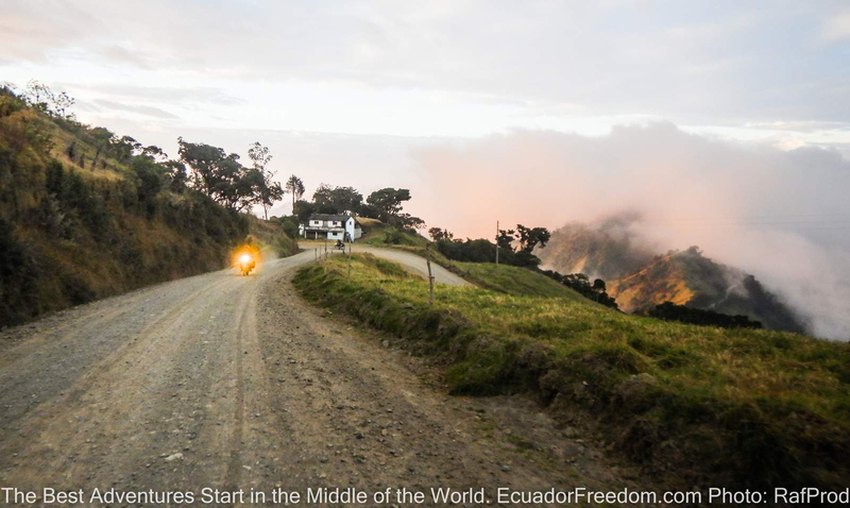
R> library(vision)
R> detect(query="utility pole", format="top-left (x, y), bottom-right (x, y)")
top-left (495, 220), bottom-right (500, 265)
top-left (348, 242), bottom-right (352, 279)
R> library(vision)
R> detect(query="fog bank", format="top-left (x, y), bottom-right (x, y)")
top-left (412, 123), bottom-right (850, 340)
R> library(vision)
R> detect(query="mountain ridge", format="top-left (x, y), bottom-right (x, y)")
top-left (538, 220), bottom-right (807, 333)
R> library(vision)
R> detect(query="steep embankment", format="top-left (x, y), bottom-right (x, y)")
top-left (295, 254), bottom-right (850, 491)
top-left (0, 89), bottom-right (292, 327)
top-left (538, 220), bottom-right (806, 332)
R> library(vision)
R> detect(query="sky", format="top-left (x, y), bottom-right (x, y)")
top-left (2, 0), bottom-right (850, 338)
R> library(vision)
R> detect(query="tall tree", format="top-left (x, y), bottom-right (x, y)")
top-left (428, 227), bottom-right (454, 241)
top-left (313, 184), bottom-right (362, 214)
top-left (247, 141), bottom-right (281, 220)
top-left (178, 138), bottom-right (265, 211)
top-left (247, 142), bottom-right (272, 170)
top-left (366, 188), bottom-right (411, 222)
top-left (515, 224), bottom-right (551, 253)
top-left (89, 127), bottom-right (116, 170)
top-left (285, 174), bottom-right (305, 212)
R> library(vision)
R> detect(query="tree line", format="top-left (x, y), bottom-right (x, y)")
top-left (288, 185), bottom-right (423, 230)
top-left (4, 81), bottom-right (295, 220)
top-left (428, 224), bottom-right (619, 309)
top-left (0, 84), bottom-right (252, 325)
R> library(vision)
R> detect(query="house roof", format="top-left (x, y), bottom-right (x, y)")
top-left (308, 213), bottom-right (352, 222)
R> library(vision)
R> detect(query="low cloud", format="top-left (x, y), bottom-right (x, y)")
top-left (91, 99), bottom-right (179, 120)
top-left (413, 123), bottom-right (850, 340)
top-left (71, 84), bottom-right (245, 106)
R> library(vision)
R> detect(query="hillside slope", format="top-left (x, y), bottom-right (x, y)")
top-left (295, 253), bottom-right (850, 490)
top-left (453, 261), bottom-right (587, 301)
top-left (538, 220), bottom-right (806, 333)
top-left (0, 88), bottom-right (293, 327)
top-left (609, 247), bottom-right (806, 332)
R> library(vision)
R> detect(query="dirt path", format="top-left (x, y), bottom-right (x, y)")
top-left (350, 246), bottom-right (469, 286)
top-left (0, 248), bottom-right (641, 506)
top-left (298, 241), bottom-right (468, 287)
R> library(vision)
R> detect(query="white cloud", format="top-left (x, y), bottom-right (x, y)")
top-left (822, 10), bottom-right (850, 41)
top-left (3, 1), bottom-right (849, 130)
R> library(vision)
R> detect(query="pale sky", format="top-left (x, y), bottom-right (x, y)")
top-left (3, 1), bottom-right (850, 337)
top-left (3, 1), bottom-right (849, 148)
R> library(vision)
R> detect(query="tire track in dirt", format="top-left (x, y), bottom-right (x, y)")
top-left (0, 248), bottom-right (646, 506)
top-left (0, 274), bottom-right (240, 491)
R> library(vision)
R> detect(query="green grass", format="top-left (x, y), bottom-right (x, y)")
top-left (359, 219), bottom-right (429, 248)
top-left (453, 261), bottom-right (586, 300)
top-left (294, 253), bottom-right (850, 490)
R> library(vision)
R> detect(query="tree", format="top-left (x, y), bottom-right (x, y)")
top-left (247, 141), bottom-right (282, 220)
top-left (494, 224), bottom-right (551, 267)
top-left (177, 137), bottom-right (265, 211)
top-left (515, 224), bottom-right (551, 253)
top-left (366, 188), bottom-right (412, 222)
top-left (285, 175), bottom-right (305, 212)
top-left (313, 184), bottom-right (363, 214)
top-left (52, 91), bottom-right (75, 120)
top-left (428, 227), bottom-right (454, 241)
top-left (142, 145), bottom-right (167, 161)
top-left (23, 80), bottom-right (75, 119)
top-left (496, 228), bottom-right (515, 250)
top-left (89, 127), bottom-right (116, 170)
top-left (247, 141), bottom-right (272, 170)
top-left (24, 80), bottom-right (53, 112)
top-left (394, 213), bottom-right (425, 230)
top-left (116, 135), bottom-right (142, 162)
top-left (293, 200), bottom-right (315, 222)
top-left (162, 160), bottom-right (188, 193)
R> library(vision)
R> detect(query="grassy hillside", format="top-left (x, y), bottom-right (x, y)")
top-left (359, 217), bottom-right (429, 248)
top-left (0, 89), bottom-right (293, 327)
top-left (295, 253), bottom-right (850, 490)
top-left (452, 261), bottom-right (586, 300)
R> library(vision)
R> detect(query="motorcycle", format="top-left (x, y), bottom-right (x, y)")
top-left (237, 252), bottom-right (256, 276)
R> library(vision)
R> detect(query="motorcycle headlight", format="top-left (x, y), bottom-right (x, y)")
top-left (239, 253), bottom-right (252, 264)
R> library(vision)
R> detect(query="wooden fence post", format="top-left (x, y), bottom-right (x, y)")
top-left (426, 245), bottom-right (435, 306)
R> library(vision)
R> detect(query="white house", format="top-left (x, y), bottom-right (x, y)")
top-left (302, 213), bottom-right (362, 242)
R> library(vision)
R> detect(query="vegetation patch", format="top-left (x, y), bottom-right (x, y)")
top-left (294, 253), bottom-right (850, 490)
top-left (0, 86), bottom-right (296, 327)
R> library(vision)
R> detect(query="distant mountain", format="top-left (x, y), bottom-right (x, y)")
top-left (608, 247), bottom-right (806, 332)
top-left (538, 215), bottom-right (656, 280)
top-left (538, 220), bottom-right (807, 333)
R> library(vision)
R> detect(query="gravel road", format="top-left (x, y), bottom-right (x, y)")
top-left (298, 243), bottom-right (469, 286)
top-left (0, 247), bottom-right (638, 505)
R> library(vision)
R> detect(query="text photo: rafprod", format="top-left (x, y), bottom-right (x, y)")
top-left (4, 486), bottom-right (850, 505)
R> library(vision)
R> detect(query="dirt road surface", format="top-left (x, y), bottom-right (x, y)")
top-left (0, 248), bottom-right (639, 506)
top-left (297, 242), bottom-right (468, 286)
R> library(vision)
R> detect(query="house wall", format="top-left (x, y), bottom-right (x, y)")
top-left (344, 218), bottom-right (363, 241)
top-left (303, 216), bottom-right (361, 242)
